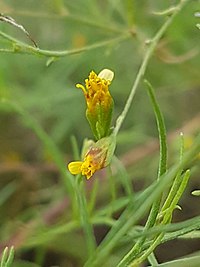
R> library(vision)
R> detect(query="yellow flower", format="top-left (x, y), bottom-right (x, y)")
top-left (76, 69), bottom-right (114, 112)
top-left (68, 148), bottom-right (105, 179)
top-left (68, 135), bottom-right (116, 179)
top-left (76, 69), bottom-right (114, 140)
top-left (68, 151), bottom-right (103, 180)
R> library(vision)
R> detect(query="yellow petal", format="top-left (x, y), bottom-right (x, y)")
top-left (76, 83), bottom-right (87, 94)
top-left (68, 161), bottom-right (83, 175)
top-left (98, 69), bottom-right (114, 81)
top-left (86, 173), bottom-right (92, 179)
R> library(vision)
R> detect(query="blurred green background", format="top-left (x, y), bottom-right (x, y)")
top-left (0, 0), bottom-right (200, 266)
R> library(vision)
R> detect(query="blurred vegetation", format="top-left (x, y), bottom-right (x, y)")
top-left (0, 0), bottom-right (200, 266)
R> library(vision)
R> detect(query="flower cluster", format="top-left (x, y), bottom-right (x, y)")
top-left (68, 69), bottom-right (115, 179)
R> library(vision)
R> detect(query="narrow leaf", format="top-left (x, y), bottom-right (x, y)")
top-left (155, 255), bottom-right (200, 267)
top-left (5, 246), bottom-right (14, 267)
top-left (0, 247), bottom-right (8, 267)
top-left (191, 190), bottom-right (200, 196)
top-left (144, 79), bottom-right (167, 177)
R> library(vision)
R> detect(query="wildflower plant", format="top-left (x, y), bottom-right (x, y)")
top-left (66, 1), bottom-right (200, 265)
top-left (0, 1), bottom-right (200, 267)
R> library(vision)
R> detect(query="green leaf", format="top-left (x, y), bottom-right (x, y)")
top-left (144, 80), bottom-right (167, 178)
top-left (123, 79), bottom-right (168, 267)
top-left (191, 190), bottom-right (200, 196)
top-left (179, 231), bottom-right (200, 239)
top-left (154, 255), bottom-right (200, 267)
top-left (0, 247), bottom-right (14, 267)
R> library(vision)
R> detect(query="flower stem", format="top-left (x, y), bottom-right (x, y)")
top-left (113, 0), bottom-right (189, 136)
top-left (75, 177), bottom-right (96, 257)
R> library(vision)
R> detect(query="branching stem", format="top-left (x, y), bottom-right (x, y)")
top-left (0, 30), bottom-right (129, 57)
top-left (113, 0), bottom-right (189, 136)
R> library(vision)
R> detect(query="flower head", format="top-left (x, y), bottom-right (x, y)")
top-left (76, 69), bottom-right (114, 140)
top-left (68, 135), bottom-right (116, 179)
top-left (68, 148), bottom-right (104, 179)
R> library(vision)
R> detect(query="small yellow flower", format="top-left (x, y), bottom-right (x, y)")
top-left (68, 148), bottom-right (105, 179)
top-left (76, 69), bottom-right (114, 112)
top-left (76, 69), bottom-right (114, 140)
top-left (68, 135), bottom-right (116, 179)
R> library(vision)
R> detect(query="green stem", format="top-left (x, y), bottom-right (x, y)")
top-left (113, 155), bottom-right (133, 197)
top-left (0, 48), bottom-right (15, 53)
top-left (0, 30), bottom-right (129, 57)
top-left (108, 165), bottom-right (117, 215)
top-left (75, 178), bottom-right (96, 257)
top-left (113, 0), bottom-right (189, 136)
top-left (148, 252), bottom-right (159, 266)
top-left (126, 214), bottom-right (200, 243)
top-left (129, 234), bottom-right (164, 267)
